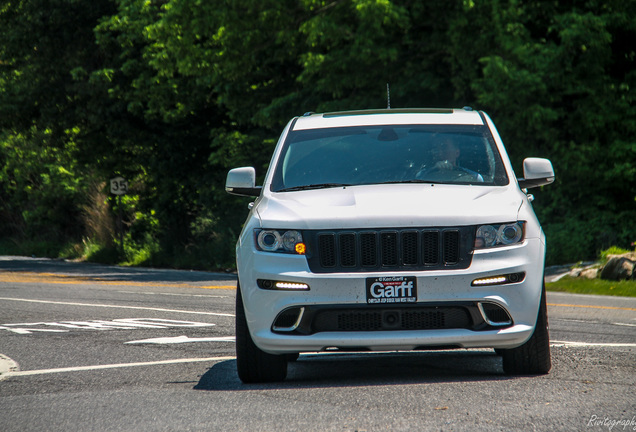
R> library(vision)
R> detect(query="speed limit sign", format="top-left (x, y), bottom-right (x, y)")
top-left (110, 176), bottom-right (128, 195)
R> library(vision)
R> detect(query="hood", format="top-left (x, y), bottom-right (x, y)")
top-left (255, 184), bottom-right (522, 229)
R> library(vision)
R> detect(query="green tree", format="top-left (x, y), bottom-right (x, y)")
top-left (0, 0), bottom-right (116, 252)
top-left (1, 0), bottom-right (634, 268)
top-left (449, 0), bottom-right (636, 263)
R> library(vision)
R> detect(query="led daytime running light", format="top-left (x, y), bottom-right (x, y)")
top-left (472, 276), bottom-right (507, 286)
top-left (275, 282), bottom-right (309, 290)
top-left (471, 272), bottom-right (525, 286)
top-left (257, 279), bottom-right (310, 291)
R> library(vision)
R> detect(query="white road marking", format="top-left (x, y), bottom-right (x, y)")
top-left (0, 353), bottom-right (19, 378)
top-left (1, 318), bottom-right (217, 334)
top-left (0, 297), bottom-right (234, 317)
top-left (1, 356), bottom-right (235, 378)
top-left (550, 340), bottom-right (636, 348)
top-left (613, 322), bottom-right (636, 327)
top-left (556, 318), bottom-right (636, 328)
top-left (0, 326), bottom-right (68, 334)
top-left (125, 335), bottom-right (235, 344)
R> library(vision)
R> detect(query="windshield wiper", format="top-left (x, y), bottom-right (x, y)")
top-left (277, 183), bottom-right (352, 192)
top-left (376, 179), bottom-right (444, 185)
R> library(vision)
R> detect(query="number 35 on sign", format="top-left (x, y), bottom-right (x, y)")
top-left (110, 176), bottom-right (128, 195)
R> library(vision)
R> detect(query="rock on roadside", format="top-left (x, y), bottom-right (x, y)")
top-left (599, 253), bottom-right (636, 281)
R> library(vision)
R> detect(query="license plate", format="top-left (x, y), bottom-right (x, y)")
top-left (366, 276), bottom-right (417, 304)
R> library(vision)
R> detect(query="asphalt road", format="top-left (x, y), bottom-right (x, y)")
top-left (1, 256), bottom-right (634, 431)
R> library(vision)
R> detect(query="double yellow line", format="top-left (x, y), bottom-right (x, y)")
top-left (0, 271), bottom-right (236, 290)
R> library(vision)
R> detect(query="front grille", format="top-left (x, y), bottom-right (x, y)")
top-left (306, 227), bottom-right (474, 273)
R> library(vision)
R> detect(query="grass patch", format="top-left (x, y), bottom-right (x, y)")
top-left (599, 246), bottom-right (634, 262)
top-left (547, 276), bottom-right (636, 297)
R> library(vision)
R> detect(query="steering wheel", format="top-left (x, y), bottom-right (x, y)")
top-left (416, 165), bottom-right (469, 182)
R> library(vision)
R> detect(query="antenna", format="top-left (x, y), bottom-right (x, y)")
top-left (386, 83), bottom-right (391, 109)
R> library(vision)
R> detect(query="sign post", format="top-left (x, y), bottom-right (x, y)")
top-left (110, 176), bottom-right (129, 258)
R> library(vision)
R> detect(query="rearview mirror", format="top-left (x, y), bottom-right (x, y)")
top-left (517, 158), bottom-right (555, 189)
top-left (225, 167), bottom-right (262, 197)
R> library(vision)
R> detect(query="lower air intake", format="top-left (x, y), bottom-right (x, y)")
top-left (313, 307), bottom-right (472, 332)
top-left (479, 303), bottom-right (513, 326)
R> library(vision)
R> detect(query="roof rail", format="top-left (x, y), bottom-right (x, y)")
top-left (323, 108), bottom-right (453, 117)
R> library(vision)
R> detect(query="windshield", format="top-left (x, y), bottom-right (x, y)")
top-left (270, 124), bottom-right (509, 192)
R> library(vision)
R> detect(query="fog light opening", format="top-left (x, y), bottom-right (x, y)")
top-left (508, 272), bottom-right (522, 283)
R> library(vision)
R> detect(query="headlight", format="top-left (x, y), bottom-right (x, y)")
top-left (475, 222), bottom-right (524, 249)
top-left (255, 229), bottom-right (306, 254)
top-left (257, 230), bottom-right (282, 251)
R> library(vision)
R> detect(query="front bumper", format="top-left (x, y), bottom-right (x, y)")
top-left (237, 238), bottom-right (545, 354)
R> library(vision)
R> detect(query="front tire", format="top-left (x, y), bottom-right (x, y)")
top-left (235, 284), bottom-right (287, 383)
top-left (500, 283), bottom-right (551, 375)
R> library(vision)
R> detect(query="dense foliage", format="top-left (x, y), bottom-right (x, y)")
top-left (1, 0), bottom-right (634, 268)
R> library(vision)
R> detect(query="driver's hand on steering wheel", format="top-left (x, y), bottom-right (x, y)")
top-left (433, 160), bottom-right (453, 170)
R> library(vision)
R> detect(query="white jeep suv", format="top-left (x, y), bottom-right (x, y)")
top-left (226, 108), bottom-right (555, 383)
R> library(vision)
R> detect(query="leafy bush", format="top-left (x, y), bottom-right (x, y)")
top-left (1, 0), bottom-right (634, 270)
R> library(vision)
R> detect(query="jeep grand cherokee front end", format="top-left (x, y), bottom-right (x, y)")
top-left (226, 108), bottom-right (555, 383)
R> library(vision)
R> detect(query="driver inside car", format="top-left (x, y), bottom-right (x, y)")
top-left (416, 138), bottom-right (484, 182)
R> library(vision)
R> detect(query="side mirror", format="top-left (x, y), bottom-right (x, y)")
top-left (225, 167), bottom-right (262, 197)
top-left (517, 158), bottom-right (555, 189)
